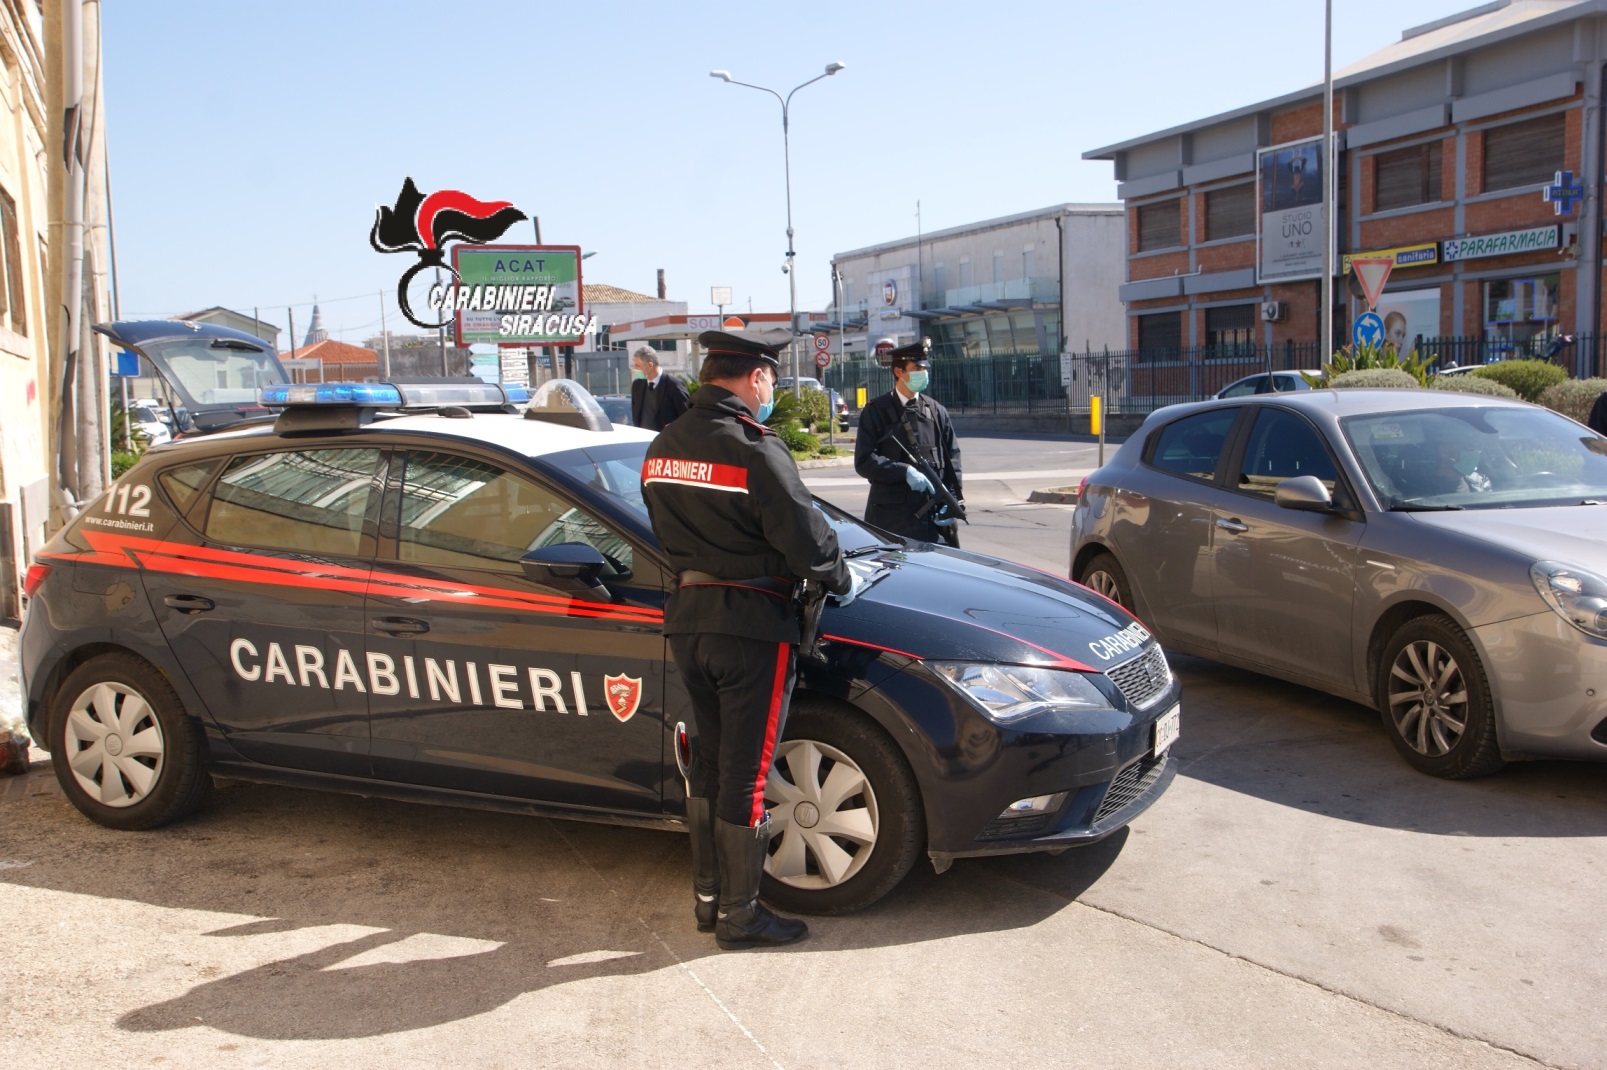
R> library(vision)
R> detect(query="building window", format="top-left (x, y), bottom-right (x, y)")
top-left (1136, 311), bottom-right (1182, 360)
top-left (1481, 114), bottom-right (1565, 193)
top-left (1204, 304), bottom-right (1256, 354)
top-left (992, 251), bottom-right (1004, 283)
top-left (1137, 199), bottom-right (1182, 252)
top-left (958, 259), bottom-right (972, 288)
top-left (1483, 274), bottom-right (1558, 347)
top-left (1204, 184), bottom-right (1254, 241)
top-left (1374, 142), bottom-right (1443, 211)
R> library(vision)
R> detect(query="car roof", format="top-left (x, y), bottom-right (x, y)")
top-left (188, 409), bottom-right (657, 458)
top-left (1154, 388), bottom-right (1535, 424)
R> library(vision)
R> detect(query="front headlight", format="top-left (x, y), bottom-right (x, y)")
top-left (929, 662), bottom-right (1111, 723)
top-left (1531, 561), bottom-right (1607, 641)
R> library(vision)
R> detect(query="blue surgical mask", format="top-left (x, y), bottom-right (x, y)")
top-left (905, 370), bottom-right (930, 394)
top-left (755, 399), bottom-right (774, 423)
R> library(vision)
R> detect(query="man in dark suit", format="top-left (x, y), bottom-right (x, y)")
top-left (629, 346), bottom-right (691, 432)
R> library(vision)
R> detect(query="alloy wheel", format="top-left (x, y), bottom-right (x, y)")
top-left (1084, 569), bottom-right (1122, 603)
top-left (1386, 640), bottom-right (1469, 757)
top-left (765, 738), bottom-right (879, 890)
top-left (63, 682), bottom-right (166, 807)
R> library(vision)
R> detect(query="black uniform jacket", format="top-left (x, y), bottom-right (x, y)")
top-left (631, 373), bottom-right (692, 432)
top-left (1589, 390), bottom-right (1607, 436)
top-left (642, 385), bottom-right (850, 643)
top-left (854, 389), bottom-right (963, 540)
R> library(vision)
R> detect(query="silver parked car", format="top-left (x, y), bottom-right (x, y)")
top-left (1071, 389), bottom-right (1607, 778)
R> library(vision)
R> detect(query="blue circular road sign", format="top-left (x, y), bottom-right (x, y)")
top-left (1353, 312), bottom-right (1385, 350)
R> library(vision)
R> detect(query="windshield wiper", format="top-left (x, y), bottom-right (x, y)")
top-left (846, 544), bottom-right (898, 557)
top-left (1389, 502), bottom-right (1464, 512)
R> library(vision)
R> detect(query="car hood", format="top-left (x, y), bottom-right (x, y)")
top-left (1406, 506), bottom-right (1607, 570)
top-left (823, 542), bottom-right (1145, 671)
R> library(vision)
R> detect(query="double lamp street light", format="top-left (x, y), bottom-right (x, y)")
top-left (710, 61), bottom-right (847, 398)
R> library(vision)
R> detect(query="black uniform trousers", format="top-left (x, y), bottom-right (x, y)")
top-left (670, 632), bottom-right (798, 828)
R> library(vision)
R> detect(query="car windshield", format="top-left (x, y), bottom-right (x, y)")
top-left (130, 405), bottom-right (161, 423)
top-left (1341, 406), bottom-right (1607, 509)
top-left (539, 439), bottom-right (889, 549)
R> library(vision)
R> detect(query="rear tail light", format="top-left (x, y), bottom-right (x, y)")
top-left (22, 562), bottom-right (50, 599)
top-left (1077, 475), bottom-right (1090, 500)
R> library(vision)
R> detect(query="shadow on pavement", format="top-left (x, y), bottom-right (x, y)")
top-left (1167, 653), bottom-right (1607, 838)
top-left (0, 767), bottom-right (1122, 1041)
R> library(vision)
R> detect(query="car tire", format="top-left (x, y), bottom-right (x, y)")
top-left (1375, 615), bottom-right (1504, 779)
top-left (1078, 551), bottom-right (1133, 612)
top-left (49, 653), bottom-right (210, 830)
top-left (761, 699), bottom-right (924, 915)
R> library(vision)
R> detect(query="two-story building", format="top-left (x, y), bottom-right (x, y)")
top-left (1084, 0), bottom-right (1607, 380)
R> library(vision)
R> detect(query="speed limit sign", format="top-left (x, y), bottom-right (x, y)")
top-left (813, 333), bottom-right (831, 352)
top-left (815, 350), bottom-right (832, 369)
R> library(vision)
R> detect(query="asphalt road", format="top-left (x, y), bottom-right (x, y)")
top-left (1, 435), bottom-right (1602, 1069)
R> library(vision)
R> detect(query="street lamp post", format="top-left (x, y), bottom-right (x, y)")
top-left (710, 61), bottom-right (846, 398)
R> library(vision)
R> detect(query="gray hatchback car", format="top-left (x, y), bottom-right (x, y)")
top-left (1071, 389), bottom-right (1607, 778)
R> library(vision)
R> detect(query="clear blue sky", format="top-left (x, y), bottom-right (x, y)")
top-left (105, 0), bottom-right (1480, 346)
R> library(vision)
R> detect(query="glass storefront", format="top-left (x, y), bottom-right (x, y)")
top-left (926, 310), bottom-right (1058, 360)
top-left (1483, 274), bottom-right (1558, 348)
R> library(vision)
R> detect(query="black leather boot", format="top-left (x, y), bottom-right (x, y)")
top-left (714, 817), bottom-right (808, 950)
top-left (686, 797), bottom-right (719, 933)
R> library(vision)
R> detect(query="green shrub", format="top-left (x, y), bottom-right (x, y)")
top-left (1537, 377), bottom-right (1607, 423)
top-left (1428, 375), bottom-right (1519, 398)
top-left (777, 425), bottom-right (819, 454)
top-left (1329, 368), bottom-right (1421, 390)
top-left (815, 444), bottom-right (839, 457)
top-left (111, 450), bottom-right (141, 478)
top-left (795, 387), bottom-right (831, 430)
top-left (1468, 359), bottom-right (1566, 402)
top-left (1310, 343), bottom-right (1427, 386)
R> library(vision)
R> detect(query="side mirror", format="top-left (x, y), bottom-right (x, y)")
top-left (1274, 474), bottom-right (1333, 512)
top-left (521, 543), bottom-right (610, 601)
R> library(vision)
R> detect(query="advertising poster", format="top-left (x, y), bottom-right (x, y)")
top-left (1257, 136), bottom-right (1327, 283)
top-left (452, 244), bottom-right (588, 346)
top-left (1372, 288), bottom-right (1440, 360)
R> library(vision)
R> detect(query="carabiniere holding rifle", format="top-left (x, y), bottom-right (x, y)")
top-left (854, 336), bottom-right (965, 547)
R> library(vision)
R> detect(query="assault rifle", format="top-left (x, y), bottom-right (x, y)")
top-left (880, 428), bottom-right (967, 525)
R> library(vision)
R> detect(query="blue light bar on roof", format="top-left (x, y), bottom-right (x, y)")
top-left (260, 382), bottom-right (404, 406)
top-left (503, 384), bottom-right (531, 404)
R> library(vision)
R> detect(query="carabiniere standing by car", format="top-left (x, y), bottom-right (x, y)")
top-left (855, 337), bottom-right (964, 547)
top-left (641, 330), bottom-right (855, 949)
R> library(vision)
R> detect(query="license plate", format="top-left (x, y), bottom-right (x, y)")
top-left (1153, 704), bottom-right (1180, 757)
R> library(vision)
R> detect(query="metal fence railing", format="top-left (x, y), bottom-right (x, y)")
top-left (815, 334), bottom-right (1604, 420)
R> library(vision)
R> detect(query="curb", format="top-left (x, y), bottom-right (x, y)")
top-left (796, 454), bottom-right (856, 470)
top-left (1027, 486), bottom-right (1080, 505)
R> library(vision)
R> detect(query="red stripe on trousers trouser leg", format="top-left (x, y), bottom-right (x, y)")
top-left (750, 641), bottom-right (790, 827)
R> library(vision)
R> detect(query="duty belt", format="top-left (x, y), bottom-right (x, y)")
top-left (677, 571), bottom-right (797, 599)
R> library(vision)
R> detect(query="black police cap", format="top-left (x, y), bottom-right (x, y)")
top-left (698, 330), bottom-right (782, 369)
top-left (881, 337), bottom-right (932, 367)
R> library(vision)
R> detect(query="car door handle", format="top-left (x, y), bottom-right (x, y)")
top-left (162, 594), bottom-right (215, 613)
top-left (1215, 517), bottom-right (1249, 534)
top-left (371, 616), bottom-right (430, 636)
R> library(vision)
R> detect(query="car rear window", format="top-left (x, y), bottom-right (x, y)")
top-left (1147, 409), bottom-right (1238, 481)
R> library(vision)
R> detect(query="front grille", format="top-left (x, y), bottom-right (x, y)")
top-left (1104, 645), bottom-right (1172, 711)
top-left (1092, 754), bottom-right (1166, 826)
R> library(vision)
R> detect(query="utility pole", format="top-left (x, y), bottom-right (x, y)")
top-left (379, 291), bottom-right (391, 378)
top-left (287, 307), bottom-right (296, 379)
top-left (1321, 0), bottom-right (1335, 361)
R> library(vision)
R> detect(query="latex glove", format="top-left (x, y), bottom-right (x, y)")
top-left (933, 513), bottom-right (957, 529)
top-left (904, 465), bottom-right (934, 494)
top-left (828, 582), bottom-right (856, 608)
